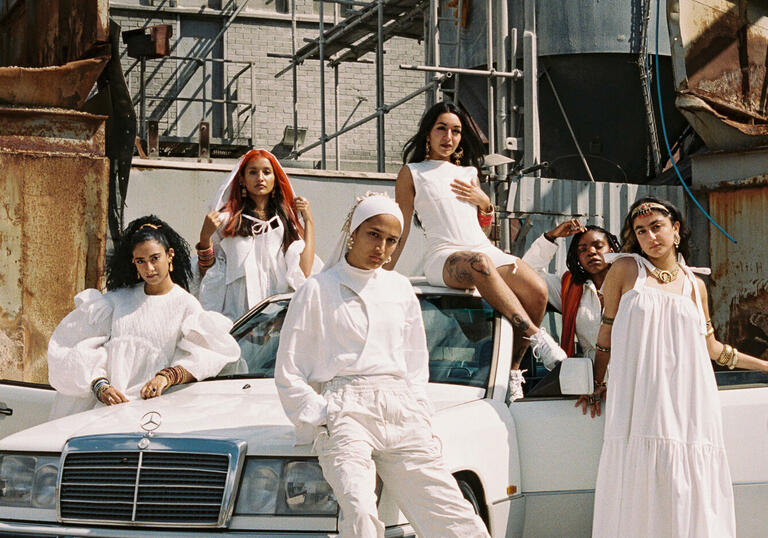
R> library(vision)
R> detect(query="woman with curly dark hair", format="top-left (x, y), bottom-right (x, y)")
top-left (578, 197), bottom-right (768, 537)
top-left (523, 220), bottom-right (621, 359)
top-left (47, 216), bottom-right (240, 418)
top-left (387, 101), bottom-right (560, 401)
top-left (196, 149), bottom-right (320, 321)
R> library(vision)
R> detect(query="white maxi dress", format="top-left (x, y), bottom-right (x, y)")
top-left (592, 254), bottom-right (735, 537)
top-left (408, 160), bottom-right (518, 286)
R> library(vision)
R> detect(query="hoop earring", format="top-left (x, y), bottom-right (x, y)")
top-left (453, 147), bottom-right (464, 166)
top-left (425, 139), bottom-right (430, 158)
top-left (347, 236), bottom-right (355, 251)
top-left (673, 233), bottom-right (680, 248)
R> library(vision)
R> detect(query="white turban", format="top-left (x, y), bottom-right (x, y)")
top-left (324, 192), bottom-right (404, 270)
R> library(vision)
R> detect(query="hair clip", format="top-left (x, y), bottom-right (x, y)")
top-left (139, 223), bottom-right (161, 230)
top-left (630, 202), bottom-right (668, 219)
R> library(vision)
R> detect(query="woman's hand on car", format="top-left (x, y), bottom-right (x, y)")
top-left (141, 375), bottom-right (170, 400)
top-left (98, 386), bottom-right (129, 406)
top-left (575, 385), bottom-right (606, 418)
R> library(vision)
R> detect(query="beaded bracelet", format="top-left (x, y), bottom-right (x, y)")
top-left (601, 315), bottom-right (614, 326)
top-left (595, 343), bottom-right (611, 353)
top-left (91, 377), bottom-right (110, 399)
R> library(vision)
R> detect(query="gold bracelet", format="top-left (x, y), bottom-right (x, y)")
top-left (705, 326), bottom-right (715, 337)
top-left (478, 204), bottom-right (494, 216)
top-left (716, 344), bottom-right (731, 366)
top-left (728, 347), bottom-right (740, 370)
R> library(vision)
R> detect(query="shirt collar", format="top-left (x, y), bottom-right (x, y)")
top-left (336, 256), bottom-right (379, 294)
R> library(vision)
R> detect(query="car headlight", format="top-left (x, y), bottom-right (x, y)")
top-left (235, 458), bottom-right (337, 516)
top-left (0, 454), bottom-right (60, 509)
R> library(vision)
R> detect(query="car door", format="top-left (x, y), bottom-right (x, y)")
top-left (0, 380), bottom-right (56, 439)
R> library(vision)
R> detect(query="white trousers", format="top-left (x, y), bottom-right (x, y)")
top-left (314, 375), bottom-right (490, 538)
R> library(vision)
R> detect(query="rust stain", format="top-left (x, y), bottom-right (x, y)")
top-left (727, 285), bottom-right (768, 360)
top-left (0, 107), bottom-right (106, 155)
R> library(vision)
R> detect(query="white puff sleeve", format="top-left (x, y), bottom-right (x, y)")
top-left (522, 234), bottom-right (564, 313)
top-left (283, 239), bottom-right (324, 291)
top-left (47, 289), bottom-right (113, 397)
top-left (170, 309), bottom-right (240, 381)
top-left (198, 232), bottom-right (228, 312)
top-left (275, 278), bottom-right (328, 444)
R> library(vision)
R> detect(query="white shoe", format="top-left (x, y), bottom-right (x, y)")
top-left (527, 328), bottom-right (567, 370)
top-left (508, 369), bottom-right (527, 402)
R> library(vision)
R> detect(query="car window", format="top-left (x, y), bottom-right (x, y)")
top-left (221, 294), bottom-right (495, 388)
top-left (419, 295), bottom-right (495, 388)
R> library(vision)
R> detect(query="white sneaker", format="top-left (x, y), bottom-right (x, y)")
top-left (527, 328), bottom-right (567, 370)
top-left (508, 369), bottom-right (527, 402)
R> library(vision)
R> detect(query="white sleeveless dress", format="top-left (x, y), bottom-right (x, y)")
top-left (408, 160), bottom-right (518, 286)
top-left (592, 254), bottom-right (735, 537)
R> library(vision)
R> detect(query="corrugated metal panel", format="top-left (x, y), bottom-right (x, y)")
top-left (0, 107), bottom-right (108, 383)
top-left (709, 184), bottom-right (768, 360)
top-left (506, 176), bottom-right (686, 274)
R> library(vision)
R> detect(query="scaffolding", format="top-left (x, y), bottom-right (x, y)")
top-left (276, 0), bottom-right (540, 184)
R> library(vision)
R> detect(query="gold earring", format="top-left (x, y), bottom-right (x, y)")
top-left (136, 268), bottom-right (141, 279)
top-left (241, 184), bottom-right (247, 198)
top-left (453, 147), bottom-right (464, 166)
top-left (673, 233), bottom-right (680, 248)
top-left (425, 139), bottom-right (430, 157)
top-left (385, 255), bottom-right (392, 264)
top-left (347, 236), bottom-right (354, 250)
top-left (169, 258), bottom-right (174, 272)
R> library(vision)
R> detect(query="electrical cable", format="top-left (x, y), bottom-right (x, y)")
top-left (654, 0), bottom-right (737, 242)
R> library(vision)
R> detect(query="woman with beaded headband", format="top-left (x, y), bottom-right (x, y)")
top-left (522, 220), bottom-right (621, 359)
top-left (47, 215), bottom-right (240, 418)
top-left (387, 101), bottom-right (564, 401)
top-left (577, 197), bottom-right (768, 537)
top-left (195, 149), bottom-right (321, 321)
top-left (276, 193), bottom-right (489, 538)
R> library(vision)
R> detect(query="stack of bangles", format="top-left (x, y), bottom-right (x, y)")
top-left (477, 205), bottom-right (494, 227)
top-left (91, 377), bottom-right (110, 400)
top-left (715, 344), bottom-right (740, 370)
top-left (197, 244), bottom-right (215, 269)
top-left (156, 365), bottom-right (185, 387)
top-left (588, 380), bottom-right (606, 404)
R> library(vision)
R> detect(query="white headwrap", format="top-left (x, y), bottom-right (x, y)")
top-left (324, 192), bottom-right (404, 270)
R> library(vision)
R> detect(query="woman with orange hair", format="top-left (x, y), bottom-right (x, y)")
top-left (196, 149), bottom-right (320, 321)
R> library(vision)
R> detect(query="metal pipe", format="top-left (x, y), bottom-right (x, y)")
top-left (638, 0), bottom-right (662, 176)
top-left (293, 77), bottom-right (444, 158)
top-left (319, 0), bottom-right (327, 168)
top-left (487, 0), bottom-right (495, 157)
top-left (543, 69), bottom-right (595, 182)
top-left (400, 64), bottom-right (523, 78)
top-left (139, 57), bottom-right (146, 141)
top-left (495, 0), bottom-right (510, 251)
top-left (250, 61), bottom-right (256, 144)
top-left (376, 0), bottom-right (385, 172)
top-left (523, 0), bottom-right (541, 170)
top-left (334, 3), bottom-right (340, 170)
top-left (292, 0), bottom-right (298, 154)
top-left (430, 0), bottom-right (440, 104)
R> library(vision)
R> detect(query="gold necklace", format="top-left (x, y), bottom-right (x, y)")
top-left (649, 264), bottom-right (679, 284)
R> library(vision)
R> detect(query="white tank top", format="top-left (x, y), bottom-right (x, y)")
top-left (408, 160), bottom-right (490, 253)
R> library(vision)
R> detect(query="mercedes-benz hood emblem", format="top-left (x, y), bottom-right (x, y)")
top-left (140, 411), bottom-right (162, 432)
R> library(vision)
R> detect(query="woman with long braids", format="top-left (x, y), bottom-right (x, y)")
top-left (386, 101), bottom-right (564, 401)
top-left (522, 220), bottom-right (621, 359)
top-left (47, 215), bottom-right (240, 418)
top-left (276, 193), bottom-right (489, 538)
top-left (578, 197), bottom-right (768, 537)
top-left (196, 149), bottom-right (320, 321)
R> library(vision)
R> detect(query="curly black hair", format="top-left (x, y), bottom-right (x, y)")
top-left (106, 215), bottom-right (193, 291)
top-left (402, 101), bottom-right (485, 169)
top-left (620, 197), bottom-right (691, 261)
top-left (566, 225), bottom-right (622, 285)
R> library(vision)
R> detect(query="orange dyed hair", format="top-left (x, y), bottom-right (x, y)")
top-left (220, 149), bottom-right (304, 241)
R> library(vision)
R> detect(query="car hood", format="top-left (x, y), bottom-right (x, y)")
top-left (0, 379), bottom-right (485, 454)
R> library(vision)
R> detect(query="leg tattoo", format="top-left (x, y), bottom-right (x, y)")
top-left (446, 252), bottom-right (490, 286)
top-left (510, 314), bottom-right (531, 332)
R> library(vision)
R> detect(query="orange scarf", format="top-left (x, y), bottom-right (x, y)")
top-left (560, 272), bottom-right (583, 357)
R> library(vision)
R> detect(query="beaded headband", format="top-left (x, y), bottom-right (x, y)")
top-left (630, 202), bottom-right (669, 219)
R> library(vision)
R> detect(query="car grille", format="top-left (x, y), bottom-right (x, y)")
top-left (58, 435), bottom-right (245, 527)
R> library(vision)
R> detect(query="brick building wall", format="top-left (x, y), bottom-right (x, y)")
top-left (111, 1), bottom-right (428, 172)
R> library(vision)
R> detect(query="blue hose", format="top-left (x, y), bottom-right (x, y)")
top-left (654, 0), bottom-right (737, 242)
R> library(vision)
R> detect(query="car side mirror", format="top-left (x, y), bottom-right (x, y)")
top-left (558, 357), bottom-right (594, 395)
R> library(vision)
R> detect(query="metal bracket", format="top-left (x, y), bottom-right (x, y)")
top-left (198, 121), bottom-right (211, 163)
top-left (147, 120), bottom-right (159, 158)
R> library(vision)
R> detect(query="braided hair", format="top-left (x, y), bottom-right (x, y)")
top-left (621, 197), bottom-right (691, 261)
top-left (565, 225), bottom-right (621, 285)
top-left (106, 215), bottom-right (193, 291)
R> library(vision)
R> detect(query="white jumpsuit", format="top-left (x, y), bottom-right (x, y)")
top-left (275, 258), bottom-right (489, 538)
top-left (408, 160), bottom-right (518, 286)
top-left (198, 213), bottom-right (315, 321)
top-left (47, 284), bottom-right (241, 418)
top-left (592, 254), bottom-right (735, 537)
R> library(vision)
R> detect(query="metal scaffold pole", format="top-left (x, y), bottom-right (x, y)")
top-left (319, 0), bottom-right (327, 169)
top-left (376, 0), bottom-right (385, 172)
top-left (291, 0), bottom-right (298, 154)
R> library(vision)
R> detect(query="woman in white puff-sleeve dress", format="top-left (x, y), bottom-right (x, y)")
top-left (195, 149), bottom-right (321, 321)
top-left (276, 193), bottom-right (489, 538)
top-left (47, 216), bottom-right (240, 419)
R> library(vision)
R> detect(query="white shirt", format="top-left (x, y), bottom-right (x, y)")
top-left (275, 258), bottom-right (429, 444)
top-left (47, 284), bottom-right (240, 418)
top-left (197, 213), bottom-right (319, 321)
top-left (522, 234), bottom-right (603, 359)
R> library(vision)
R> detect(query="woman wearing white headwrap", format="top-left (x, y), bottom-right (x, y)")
top-left (195, 149), bottom-right (321, 321)
top-left (275, 193), bottom-right (489, 538)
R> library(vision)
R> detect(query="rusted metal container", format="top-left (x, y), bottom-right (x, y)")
top-left (0, 107), bottom-right (108, 383)
top-left (708, 179), bottom-right (768, 360)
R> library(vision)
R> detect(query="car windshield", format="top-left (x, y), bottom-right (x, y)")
top-left (217, 294), bottom-right (495, 388)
